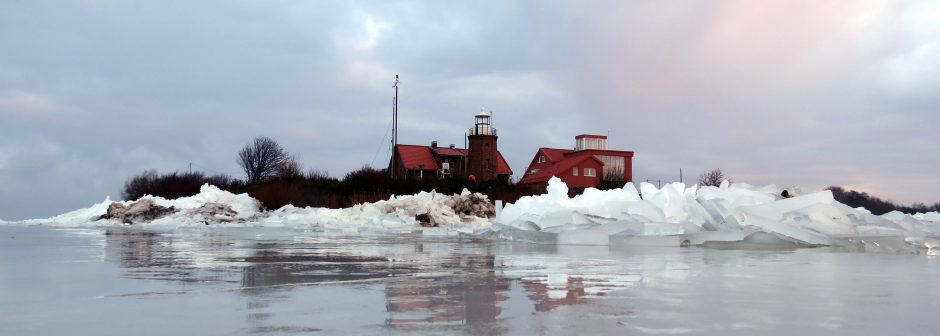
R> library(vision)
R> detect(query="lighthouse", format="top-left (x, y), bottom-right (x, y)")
top-left (467, 109), bottom-right (500, 182)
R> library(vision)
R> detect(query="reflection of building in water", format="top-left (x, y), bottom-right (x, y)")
top-left (517, 272), bottom-right (642, 312)
top-left (385, 255), bottom-right (510, 328)
top-left (521, 276), bottom-right (588, 312)
top-left (500, 255), bottom-right (645, 312)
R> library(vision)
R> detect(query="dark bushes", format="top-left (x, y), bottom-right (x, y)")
top-left (342, 166), bottom-right (389, 194)
top-left (250, 180), bottom-right (303, 211)
top-left (827, 186), bottom-right (940, 215)
top-left (123, 164), bottom-right (542, 211)
top-left (597, 170), bottom-right (628, 191)
top-left (121, 170), bottom-right (244, 201)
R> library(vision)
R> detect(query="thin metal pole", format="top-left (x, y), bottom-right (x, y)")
top-left (391, 75), bottom-right (399, 178)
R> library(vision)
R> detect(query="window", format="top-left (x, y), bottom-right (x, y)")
top-left (584, 167), bottom-right (597, 177)
top-left (537, 155), bottom-right (546, 163)
top-left (573, 167), bottom-right (579, 176)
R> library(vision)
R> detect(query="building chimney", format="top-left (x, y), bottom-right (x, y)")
top-left (431, 141), bottom-right (438, 148)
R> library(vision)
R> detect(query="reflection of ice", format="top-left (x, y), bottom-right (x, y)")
top-left (500, 255), bottom-right (644, 311)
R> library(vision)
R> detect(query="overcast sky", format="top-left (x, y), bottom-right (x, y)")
top-left (1, 0), bottom-right (938, 220)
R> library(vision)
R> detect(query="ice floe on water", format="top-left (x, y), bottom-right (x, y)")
top-left (6, 177), bottom-right (940, 253)
top-left (488, 177), bottom-right (940, 253)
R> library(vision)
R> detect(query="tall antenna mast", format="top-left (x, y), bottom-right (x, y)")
top-left (391, 74), bottom-right (400, 178)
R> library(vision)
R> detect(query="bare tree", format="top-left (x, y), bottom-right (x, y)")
top-left (237, 136), bottom-right (289, 184)
top-left (121, 169), bottom-right (159, 200)
top-left (698, 168), bottom-right (729, 187)
top-left (277, 156), bottom-right (303, 181)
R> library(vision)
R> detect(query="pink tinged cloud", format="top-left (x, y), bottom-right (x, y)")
top-left (0, 91), bottom-right (64, 123)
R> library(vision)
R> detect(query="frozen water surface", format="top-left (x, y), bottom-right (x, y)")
top-left (1, 225), bottom-right (938, 335)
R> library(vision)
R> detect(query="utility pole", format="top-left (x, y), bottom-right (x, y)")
top-left (679, 168), bottom-right (683, 183)
top-left (391, 74), bottom-right (399, 178)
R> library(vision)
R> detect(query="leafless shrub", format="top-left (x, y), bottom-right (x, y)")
top-left (597, 167), bottom-right (626, 190)
top-left (698, 168), bottom-right (730, 187)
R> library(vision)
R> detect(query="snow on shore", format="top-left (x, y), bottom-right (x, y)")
top-left (6, 178), bottom-right (939, 253)
top-left (18, 185), bottom-right (261, 227)
top-left (14, 184), bottom-right (492, 232)
top-left (250, 190), bottom-right (493, 233)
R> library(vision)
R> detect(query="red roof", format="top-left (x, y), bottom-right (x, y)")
top-left (395, 144), bottom-right (512, 176)
top-left (396, 144), bottom-right (439, 170)
top-left (539, 148), bottom-right (573, 162)
top-left (431, 147), bottom-right (468, 157)
top-left (519, 155), bottom-right (603, 184)
top-left (496, 151), bottom-right (513, 176)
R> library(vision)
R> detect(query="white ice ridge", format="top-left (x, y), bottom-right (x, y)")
top-left (8, 178), bottom-right (940, 252)
top-left (19, 184), bottom-right (262, 227)
top-left (16, 184), bottom-right (493, 233)
top-left (488, 177), bottom-right (940, 252)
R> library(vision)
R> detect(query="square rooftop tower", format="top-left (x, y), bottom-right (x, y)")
top-left (575, 134), bottom-right (607, 151)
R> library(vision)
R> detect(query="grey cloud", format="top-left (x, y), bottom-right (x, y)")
top-left (1, 0), bottom-right (938, 220)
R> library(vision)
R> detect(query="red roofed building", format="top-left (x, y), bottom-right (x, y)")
top-left (518, 134), bottom-right (633, 189)
top-left (388, 110), bottom-right (513, 182)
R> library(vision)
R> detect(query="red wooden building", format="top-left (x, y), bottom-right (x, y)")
top-left (518, 134), bottom-right (634, 189)
top-left (388, 111), bottom-right (513, 182)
